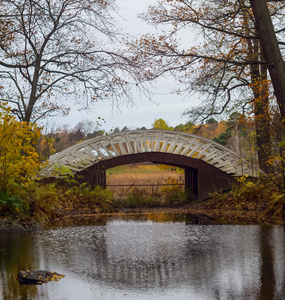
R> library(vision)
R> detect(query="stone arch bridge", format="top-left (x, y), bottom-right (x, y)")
top-left (40, 130), bottom-right (261, 200)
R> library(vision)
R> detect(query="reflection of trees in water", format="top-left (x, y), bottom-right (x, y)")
top-left (0, 232), bottom-right (40, 300)
top-left (272, 226), bottom-right (285, 296)
top-left (259, 225), bottom-right (285, 300)
top-left (1, 221), bottom-right (285, 299)
top-left (260, 226), bottom-right (275, 299)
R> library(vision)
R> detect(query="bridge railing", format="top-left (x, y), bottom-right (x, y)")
top-left (39, 129), bottom-right (263, 178)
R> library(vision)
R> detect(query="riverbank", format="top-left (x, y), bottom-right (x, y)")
top-left (50, 183), bottom-right (284, 225)
top-left (35, 202), bottom-right (285, 229)
top-left (108, 197), bottom-right (284, 225)
top-left (0, 179), bottom-right (284, 232)
top-left (0, 202), bottom-right (282, 232)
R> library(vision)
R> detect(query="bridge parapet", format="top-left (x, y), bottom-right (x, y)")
top-left (40, 130), bottom-right (261, 178)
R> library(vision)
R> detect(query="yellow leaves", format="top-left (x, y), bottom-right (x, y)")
top-left (236, 175), bottom-right (249, 183)
top-left (18, 270), bottom-right (65, 284)
top-left (0, 105), bottom-right (42, 192)
top-left (49, 273), bottom-right (65, 282)
top-left (152, 118), bottom-right (173, 130)
top-left (189, 121), bottom-right (228, 140)
top-left (267, 155), bottom-right (285, 165)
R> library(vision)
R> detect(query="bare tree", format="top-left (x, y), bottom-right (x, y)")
top-left (0, 0), bottom-right (140, 123)
top-left (74, 119), bottom-right (100, 136)
top-left (130, 0), bottom-right (285, 172)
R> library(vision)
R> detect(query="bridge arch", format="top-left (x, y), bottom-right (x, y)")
top-left (40, 129), bottom-right (261, 200)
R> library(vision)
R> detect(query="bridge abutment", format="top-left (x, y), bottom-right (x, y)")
top-left (76, 165), bottom-right (106, 189)
top-left (185, 168), bottom-right (198, 199)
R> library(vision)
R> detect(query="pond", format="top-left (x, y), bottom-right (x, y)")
top-left (0, 213), bottom-right (284, 300)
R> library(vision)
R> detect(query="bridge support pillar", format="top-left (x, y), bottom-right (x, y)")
top-left (95, 166), bottom-right (106, 188)
top-left (185, 168), bottom-right (198, 200)
top-left (76, 165), bottom-right (106, 188)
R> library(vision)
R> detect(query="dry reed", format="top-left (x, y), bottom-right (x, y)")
top-left (106, 170), bottom-right (184, 198)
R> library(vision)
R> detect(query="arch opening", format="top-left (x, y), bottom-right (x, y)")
top-left (75, 152), bottom-right (233, 201)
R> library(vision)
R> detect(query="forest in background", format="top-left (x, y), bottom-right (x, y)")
top-left (37, 115), bottom-right (251, 160)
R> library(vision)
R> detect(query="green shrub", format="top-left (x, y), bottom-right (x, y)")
top-left (25, 182), bottom-right (116, 220)
top-left (0, 191), bottom-right (24, 214)
top-left (123, 188), bottom-right (147, 208)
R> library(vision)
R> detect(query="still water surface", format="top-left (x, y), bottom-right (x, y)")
top-left (0, 213), bottom-right (285, 300)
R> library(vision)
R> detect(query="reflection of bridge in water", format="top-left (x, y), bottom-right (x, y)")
top-left (40, 130), bottom-right (262, 200)
top-left (36, 219), bottom-right (285, 299)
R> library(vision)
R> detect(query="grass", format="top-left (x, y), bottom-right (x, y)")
top-left (106, 163), bottom-right (185, 199)
top-left (107, 163), bottom-right (183, 175)
top-left (3, 181), bottom-right (116, 223)
top-left (113, 186), bottom-right (189, 209)
top-left (108, 165), bottom-right (189, 208)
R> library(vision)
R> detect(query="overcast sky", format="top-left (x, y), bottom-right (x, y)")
top-left (43, 0), bottom-right (201, 132)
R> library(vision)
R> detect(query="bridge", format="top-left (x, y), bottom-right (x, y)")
top-left (40, 129), bottom-right (261, 200)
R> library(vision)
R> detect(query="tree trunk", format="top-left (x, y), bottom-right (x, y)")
top-left (250, 0), bottom-right (285, 123)
top-left (249, 39), bottom-right (271, 173)
top-left (255, 56), bottom-right (271, 174)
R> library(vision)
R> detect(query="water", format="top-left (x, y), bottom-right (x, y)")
top-left (0, 213), bottom-right (285, 300)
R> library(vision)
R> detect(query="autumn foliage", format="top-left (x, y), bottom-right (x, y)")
top-left (128, 0), bottom-right (285, 175)
top-left (0, 104), bottom-right (41, 194)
